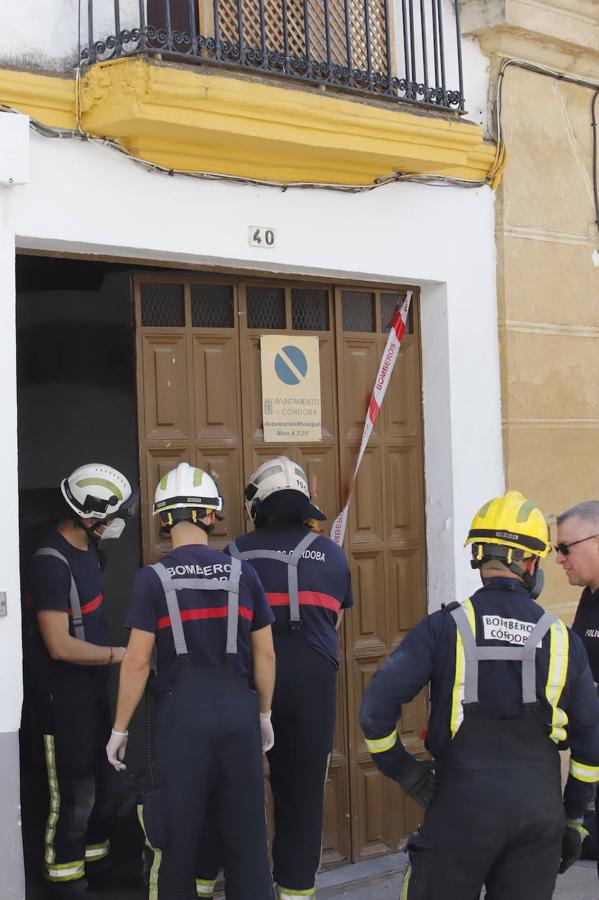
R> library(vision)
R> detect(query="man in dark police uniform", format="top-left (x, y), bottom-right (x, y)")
top-left (556, 499), bottom-right (599, 881)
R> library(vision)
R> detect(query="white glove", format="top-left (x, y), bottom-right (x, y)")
top-left (260, 712), bottom-right (274, 753)
top-left (106, 729), bottom-right (129, 771)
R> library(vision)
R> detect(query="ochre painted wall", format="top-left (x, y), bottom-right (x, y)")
top-left (464, 0), bottom-right (599, 621)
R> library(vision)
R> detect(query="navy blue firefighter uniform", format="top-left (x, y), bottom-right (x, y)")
top-left (126, 496), bottom-right (276, 899)
top-left (25, 463), bottom-right (134, 894)
top-left (197, 456), bottom-right (354, 899)
top-left (360, 491), bottom-right (599, 900)
top-left (27, 532), bottom-right (113, 886)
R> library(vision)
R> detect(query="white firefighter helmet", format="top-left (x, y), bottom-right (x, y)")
top-left (153, 462), bottom-right (223, 528)
top-left (61, 464), bottom-right (133, 521)
top-left (244, 456), bottom-right (325, 524)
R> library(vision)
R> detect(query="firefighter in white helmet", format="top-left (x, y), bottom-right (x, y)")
top-left (107, 462), bottom-right (276, 900)
top-left (198, 456), bottom-right (354, 899)
top-left (25, 463), bottom-right (135, 898)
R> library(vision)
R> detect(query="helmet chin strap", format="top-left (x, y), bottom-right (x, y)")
top-left (502, 559), bottom-right (544, 599)
top-left (521, 565), bottom-right (543, 599)
top-left (472, 546), bottom-right (544, 600)
top-left (75, 517), bottom-right (105, 540)
top-left (195, 520), bottom-right (214, 536)
top-left (159, 509), bottom-right (215, 536)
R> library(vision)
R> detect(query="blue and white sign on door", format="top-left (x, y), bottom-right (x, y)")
top-left (260, 335), bottom-right (322, 442)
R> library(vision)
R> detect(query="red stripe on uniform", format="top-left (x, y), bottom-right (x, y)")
top-left (157, 606), bottom-right (253, 630)
top-left (68, 593), bottom-right (103, 617)
top-left (266, 591), bottom-right (341, 612)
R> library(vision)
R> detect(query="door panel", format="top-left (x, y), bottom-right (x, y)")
top-left (241, 333), bottom-right (266, 441)
top-left (143, 446), bottom-right (191, 559)
top-left (317, 335), bottom-right (338, 441)
top-left (386, 445), bottom-right (423, 542)
top-left (195, 447), bottom-right (244, 545)
top-left (351, 661), bottom-right (396, 858)
top-left (335, 287), bottom-right (427, 862)
top-left (141, 334), bottom-right (190, 441)
top-left (192, 335), bottom-right (240, 442)
top-left (388, 547), bottom-right (426, 636)
top-left (296, 445), bottom-right (338, 523)
top-left (135, 275), bottom-right (426, 867)
top-left (352, 447), bottom-right (384, 543)
top-left (383, 340), bottom-right (421, 438)
top-left (341, 341), bottom-right (382, 440)
top-left (351, 551), bottom-right (387, 651)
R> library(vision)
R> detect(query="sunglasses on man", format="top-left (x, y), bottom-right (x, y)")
top-left (554, 533), bottom-right (599, 556)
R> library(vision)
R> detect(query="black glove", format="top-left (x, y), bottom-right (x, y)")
top-left (397, 759), bottom-right (437, 809)
top-left (559, 819), bottom-right (588, 874)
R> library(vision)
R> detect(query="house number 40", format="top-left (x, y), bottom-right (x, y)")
top-left (249, 226), bottom-right (276, 248)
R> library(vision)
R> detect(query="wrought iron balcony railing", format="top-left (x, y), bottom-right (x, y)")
top-left (80, 0), bottom-right (465, 111)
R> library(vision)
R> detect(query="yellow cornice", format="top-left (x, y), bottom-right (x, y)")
top-left (0, 58), bottom-right (497, 186)
top-left (0, 68), bottom-right (76, 129)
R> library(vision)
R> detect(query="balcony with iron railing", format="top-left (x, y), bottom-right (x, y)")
top-left (0, 0), bottom-right (496, 187)
top-left (80, 0), bottom-right (465, 112)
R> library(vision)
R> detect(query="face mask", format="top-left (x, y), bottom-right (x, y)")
top-left (99, 518), bottom-right (126, 541)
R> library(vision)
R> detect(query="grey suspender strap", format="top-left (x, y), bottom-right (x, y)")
top-left (225, 558), bottom-right (242, 656)
top-left (228, 531), bottom-right (320, 626)
top-left (228, 541), bottom-right (242, 559)
top-left (151, 558), bottom-right (243, 657)
top-left (517, 612), bottom-right (557, 704)
top-left (33, 548), bottom-right (85, 641)
top-left (152, 563), bottom-right (189, 657)
top-left (450, 605), bottom-right (558, 706)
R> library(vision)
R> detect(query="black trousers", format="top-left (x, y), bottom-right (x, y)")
top-left (268, 633), bottom-right (337, 893)
top-left (402, 713), bottom-right (564, 900)
top-left (37, 674), bottom-right (113, 886)
top-left (196, 634), bottom-right (337, 895)
top-left (143, 664), bottom-right (274, 900)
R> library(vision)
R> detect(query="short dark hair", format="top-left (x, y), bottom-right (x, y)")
top-left (557, 500), bottom-right (599, 528)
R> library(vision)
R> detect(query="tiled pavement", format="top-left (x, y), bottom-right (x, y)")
top-left (26, 855), bottom-right (597, 899)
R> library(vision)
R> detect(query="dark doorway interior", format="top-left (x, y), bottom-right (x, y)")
top-left (16, 254), bottom-right (146, 896)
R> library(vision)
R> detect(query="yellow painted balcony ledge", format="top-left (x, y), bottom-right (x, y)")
top-left (0, 68), bottom-right (76, 130)
top-left (0, 58), bottom-right (497, 186)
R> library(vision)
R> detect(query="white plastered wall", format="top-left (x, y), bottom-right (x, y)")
top-left (0, 0), bottom-right (490, 131)
top-left (0, 191), bottom-right (22, 733)
top-left (0, 128), bottom-right (504, 732)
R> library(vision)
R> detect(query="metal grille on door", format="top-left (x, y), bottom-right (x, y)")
top-left (134, 276), bottom-right (427, 865)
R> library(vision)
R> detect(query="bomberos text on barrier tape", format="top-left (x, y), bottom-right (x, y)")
top-left (330, 292), bottom-right (413, 547)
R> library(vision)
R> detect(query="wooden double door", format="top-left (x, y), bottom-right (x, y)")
top-left (134, 274), bottom-right (428, 864)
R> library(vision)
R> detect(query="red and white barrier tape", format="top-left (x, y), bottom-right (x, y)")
top-left (330, 291), bottom-right (413, 547)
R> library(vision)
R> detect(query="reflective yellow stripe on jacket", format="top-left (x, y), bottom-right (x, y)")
top-left (569, 759), bottom-right (599, 783)
top-left (365, 729), bottom-right (398, 754)
top-left (545, 620), bottom-right (569, 743)
top-left (450, 599), bottom-right (476, 738)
